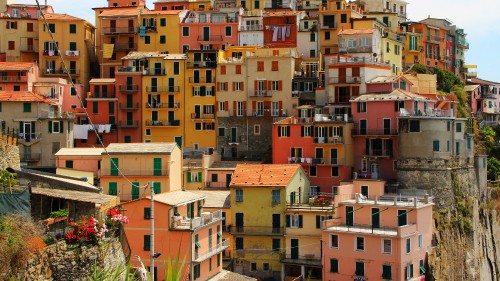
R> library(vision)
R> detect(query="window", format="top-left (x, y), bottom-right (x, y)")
top-left (145, 128), bottom-right (151, 136)
top-left (325, 31), bottom-right (331, 40)
top-left (173, 62), bottom-right (180, 75)
top-left (382, 265), bottom-right (392, 280)
top-left (144, 208), bottom-right (151, 219)
top-left (27, 22), bottom-right (33, 32)
top-left (143, 235), bottom-right (151, 250)
top-left (331, 166), bottom-right (339, 177)
top-left (69, 24), bottom-right (76, 33)
top-left (254, 124), bottom-right (260, 135)
top-left (409, 120), bottom-right (420, 132)
top-left (235, 237), bottom-right (243, 250)
top-left (330, 259), bottom-right (339, 273)
top-left (310, 166), bottom-right (317, 177)
top-left (92, 102), bottom-right (98, 114)
top-left (160, 35), bottom-right (166, 44)
top-left (257, 61), bottom-right (264, 71)
top-left (263, 263), bottom-right (269, 271)
top-left (330, 234), bottom-right (339, 248)
top-left (250, 263), bottom-right (257, 271)
top-left (398, 210), bottom-right (408, 226)
top-left (182, 26), bottom-right (189, 36)
top-left (160, 18), bottom-right (166, 26)
top-left (8, 41), bottom-right (15, 50)
top-left (382, 239), bottom-right (392, 254)
top-left (235, 189), bottom-right (243, 202)
top-left (287, 214), bottom-right (303, 228)
top-left (218, 82), bottom-right (227, 91)
top-left (310, 33), bottom-right (315, 42)
top-left (144, 36), bottom-right (151, 44)
top-left (420, 259), bottom-right (426, 275)
top-left (193, 264), bottom-right (200, 279)
top-left (271, 190), bottom-right (280, 204)
top-left (65, 160), bottom-right (73, 168)
top-left (418, 234), bottom-right (423, 249)
top-left (108, 182), bottom-right (117, 195)
top-left (405, 263), bottom-right (414, 280)
top-left (301, 126), bottom-right (312, 137)
top-left (48, 23), bottom-right (55, 33)
top-left (406, 238), bottom-right (411, 253)
top-left (272, 61), bottom-right (278, 71)
top-left (395, 101), bottom-right (405, 111)
top-left (355, 237), bottom-right (365, 251)
top-left (433, 140), bottom-right (440, 152)
top-left (357, 102), bottom-right (367, 113)
top-left (278, 126), bottom-right (290, 137)
top-left (109, 102), bottom-right (115, 114)
top-left (218, 127), bottom-right (225, 137)
top-left (49, 121), bottom-right (63, 134)
top-left (456, 122), bottom-right (462, 132)
top-left (235, 65), bottom-right (241, 74)
top-left (272, 238), bottom-right (280, 252)
top-left (340, 13), bottom-right (347, 23)
top-left (225, 26), bottom-right (231, 36)
top-left (235, 82), bottom-right (243, 91)
top-left (23, 102), bottom-right (31, 112)
top-left (355, 262), bottom-right (364, 276)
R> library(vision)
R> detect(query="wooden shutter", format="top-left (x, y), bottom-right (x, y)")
top-left (243, 101), bottom-right (247, 116)
top-left (216, 82), bottom-right (220, 91)
top-left (215, 102), bottom-right (219, 112)
top-left (233, 101), bottom-right (237, 116)
top-left (232, 82), bottom-right (236, 91)
top-left (252, 101), bottom-right (256, 114)
top-left (279, 101), bottom-right (283, 115)
top-left (264, 101), bottom-right (271, 116)
top-left (224, 101), bottom-right (228, 111)
top-left (316, 215), bottom-right (321, 228)
top-left (278, 80), bottom-right (283, 91)
top-left (187, 171), bottom-right (192, 182)
top-left (286, 126), bottom-right (291, 136)
top-left (241, 82), bottom-right (244, 91)
top-left (48, 121), bottom-right (52, 133)
top-left (197, 171), bottom-right (202, 182)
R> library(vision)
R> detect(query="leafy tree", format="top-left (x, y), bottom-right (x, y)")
top-left (482, 126), bottom-right (496, 148)
top-left (487, 157), bottom-right (500, 181)
top-left (452, 85), bottom-right (470, 118)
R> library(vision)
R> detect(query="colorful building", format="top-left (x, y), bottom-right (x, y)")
top-left (100, 143), bottom-right (182, 201)
top-left (122, 190), bottom-right (228, 281)
top-left (238, 10), bottom-right (264, 47)
top-left (322, 179), bottom-right (433, 281)
top-left (137, 10), bottom-right (188, 53)
top-left (262, 11), bottom-right (304, 48)
top-left (229, 164), bottom-right (309, 280)
top-left (54, 147), bottom-right (104, 181)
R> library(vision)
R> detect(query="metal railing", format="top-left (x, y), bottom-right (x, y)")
top-left (0, 76), bottom-right (28, 82)
top-left (186, 61), bottom-right (217, 69)
top-left (193, 239), bottom-right (230, 262)
top-left (171, 210), bottom-right (222, 230)
top-left (352, 128), bottom-right (398, 136)
top-left (103, 168), bottom-right (168, 177)
top-left (328, 76), bottom-right (361, 84)
top-left (119, 103), bottom-right (139, 110)
top-left (20, 153), bottom-right (41, 162)
top-left (118, 120), bottom-right (139, 128)
top-left (146, 120), bottom-right (180, 126)
top-left (117, 66), bottom-right (142, 73)
top-left (188, 76), bottom-right (215, 83)
top-left (88, 92), bottom-right (116, 99)
top-left (42, 50), bottom-right (59, 56)
top-left (114, 43), bottom-right (138, 51)
top-left (313, 136), bottom-right (344, 144)
top-left (228, 226), bottom-right (284, 235)
top-left (280, 253), bottom-right (322, 264)
top-left (42, 69), bottom-right (79, 75)
top-left (191, 113), bottom-right (215, 119)
top-left (250, 90), bottom-right (272, 97)
top-left (145, 86), bottom-right (180, 93)
top-left (339, 45), bottom-right (373, 53)
top-left (103, 27), bottom-right (136, 34)
top-left (65, 50), bottom-right (80, 57)
top-left (18, 132), bottom-right (42, 141)
top-left (197, 35), bottom-right (223, 42)
top-left (143, 68), bottom-right (166, 75)
top-left (145, 102), bottom-right (180, 109)
top-left (426, 36), bottom-right (445, 44)
top-left (118, 84), bottom-right (139, 92)
top-left (239, 24), bottom-right (263, 31)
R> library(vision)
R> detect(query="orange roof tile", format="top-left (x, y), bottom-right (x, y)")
top-left (0, 91), bottom-right (56, 104)
top-left (43, 13), bottom-right (85, 21)
top-left (143, 10), bottom-right (184, 15)
top-left (230, 164), bottom-right (302, 187)
top-left (264, 11), bottom-right (303, 17)
top-left (0, 62), bottom-right (35, 70)
top-left (338, 28), bottom-right (377, 35)
top-left (98, 7), bottom-right (144, 17)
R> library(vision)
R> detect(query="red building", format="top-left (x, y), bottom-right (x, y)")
top-left (263, 11), bottom-right (304, 48)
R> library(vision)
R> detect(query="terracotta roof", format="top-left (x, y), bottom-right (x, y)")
top-left (122, 51), bottom-right (168, 60)
top-left (338, 28), bottom-right (377, 35)
top-left (351, 89), bottom-right (430, 102)
top-left (469, 77), bottom-right (500, 85)
top-left (230, 164), bottom-right (301, 187)
top-left (98, 7), bottom-right (143, 17)
top-left (32, 187), bottom-right (117, 205)
top-left (143, 10), bottom-right (184, 15)
top-left (264, 11), bottom-right (304, 17)
top-left (105, 143), bottom-right (177, 154)
top-left (0, 62), bottom-right (35, 70)
top-left (43, 13), bottom-right (85, 21)
top-left (0, 91), bottom-right (56, 104)
top-left (210, 270), bottom-right (257, 281)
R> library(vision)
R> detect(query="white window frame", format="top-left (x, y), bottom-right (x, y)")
top-left (204, 104), bottom-right (214, 114)
top-left (382, 239), bottom-right (392, 254)
top-left (236, 101), bottom-right (244, 116)
top-left (256, 101), bottom-right (264, 116)
top-left (347, 39), bottom-right (356, 48)
top-left (235, 82), bottom-right (242, 91)
top-left (290, 214), bottom-right (300, 228)
top-left (206, 86), bottom-right (213, 96)
top-left (355, 236), bottom-right (365, 252)
top-left (218, 82), bottom-right (227, 91)
top-left (52, 121), bottom-right (62, 133)
top-left (406, 238), bottom-right (411, 254)
top-left (218, 101), bottom-right (226, 111)
top-left (271, 101), bottom-right (279, 116)
top-left (235, 189), bottom-right (243, 202)
top-left (145, 128), bottom-right (151, 136)
top-left (218, 127), bottom-right (225, 137)
top-left (271, 81), bottom-right (279, 91)
top-left (418, 234), bottom-right (423, 249)
top-left (193, 86), bottom-right (201, 96)
top-left (303, 126), bottom-right (312, 137)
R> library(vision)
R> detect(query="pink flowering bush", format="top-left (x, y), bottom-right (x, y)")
top-left (64, 217), bottom-right (108, 246)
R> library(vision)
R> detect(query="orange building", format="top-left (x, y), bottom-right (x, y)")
top-left (122, 190), bottom-right (228, 281)
top-left (262, 11), bottom-right (304, 48)
top-left (322, 179), bottom-right (433, 281)
top-left (403, 22), bottom-right (448, 69)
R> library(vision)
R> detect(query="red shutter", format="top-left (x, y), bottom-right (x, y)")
top-left (225, 82), bottom-right (228, 91)
top-left (215, 102), bottom-right (219, 112)
top-left (216, 82), bottom-right (220, 91)
top-left (252, 101), bottom-right (256, 114)
top-left (279, 101), bottom-right (283, 115)
top-left (254, 80), bottom-right (258, 96)
top-left (233, 101), bottom-right (237, 116)
top-left (221, 65), bottom-right (226, 75)
top-left (241, 82), bottom-right (244, 91)
top-left (232, 82), bottom-right (236, 91)
top-left (267, 80), bottom-right (271, 91)
top-left (264, 101), bottom-right (271, 117)
top-left (278, 80), bottom-right (283, 91)
top-left (224, 101), bottom-right (228, 111)
top-left (243, 101), bottom-right (247, 116)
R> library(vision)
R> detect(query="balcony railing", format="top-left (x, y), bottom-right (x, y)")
top-left (362, 149), bottom-right (393, 157)
top-left (42, 69), bottom-right (79, 75)
top-left (351, 128), bottom-right (398, 136)
top-left (20, 153), bottom-right (41, 162)
top-left (118, 84), bottom-right (139, 92)
top-left (328, 76), bottom-right (361, 84)
top-left (20, 45), bottom-right (36, 52)
top-left (18, 132), bottom-right (42, 142)
top-left (188, 77), bottom-right (215, 83)
top-left (145, 120), bottom-right (180, 126)
top-left (193, 239), bottom-right (230, 263)
top-left (87, 92), bottom-right (116, 99)
top-left (118, 120), bottom-right (139, 128)
top-left (145, 102), bottom-right (180, 109)
top-left (103, 168), bottom-right (168, 177)
top-left (204, 181), bottom-right (229, 189)
top-left (288, 157), bottom-right (345, 166)
top-left (144, 68), bottom-right (166, 75)
top-left (65, 50), bottom-right (80, 57)
top-left (0, 76), bottom-right (28, 83)
top-left (228, 226), bottom-right (284, 235)
top-left (191, 113), bottom-right (215, 119)
top-left (297, 3), bottom-right (320, 10)
top-left (339, 45), bottom-right (373, 53)
top-left (456, 40), bottom-right (469, 49)
top-left (43, 50), bottom-right (59, 56)
top-left (323, 222), bottom-right (417, 237)
top-left (239, 24), bottom-right (263, 31)
top-left (250, 90), bottom-right (272, 97)
top-left (114, 43), bottom-right (138, 51)
top-left (280, 253), bottom-right (322, 266)
top-left (426, 36), bottom-right (445, 44)
top-left (119, 103), bottom-right (139, 110)
top-left (171, 210), bottom-right (222, 230)
top-left (321, 23), bottom-right (337, 29)
top-left (117, 66), bottom-right (142, 73)
top-left (313, 136), bottom-right (344, 144)
top-left (103, 27), bottom-right (136, 34)
top-left (186, 61), bottom-right (217, 69)
top-left (145, 86), bottom-right (180, 93)
top-left (197, 35), bottom-right (223, 42)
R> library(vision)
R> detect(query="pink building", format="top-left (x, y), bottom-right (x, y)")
top-left (322, 179), bottom-right (433, 281)
top-left (351, 76), bottom-right (434, 180)
top-left (54, 148), bottom-right (104, 178)
top-left (179, 11), bottom-right (239, 52)
top-left (122, 190), bottom-right (229, 281)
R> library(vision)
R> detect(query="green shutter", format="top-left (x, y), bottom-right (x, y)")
top-left (197, 171), bottom-right (202, 182)
top-left (48, 121), bottom-right (52, 133)
top-left (153, 182), bottom-right (161, 194)
top-left (187, 172), bottom-right (192, 182)
top-left (110, 158), bottom-right (119, 176)
top-left (173, 62), bottom-right (179, 75)
top-left (60, 121), bottom-right (64, 132)
top-left (108, 182), bottom-right (117, 195)
top-left (144, 208), bottom-right (151, 219)
top-left (299, 215), bottom-right (303, 228)
top-left (330, 259), bottom-right (338, 273)
top-left (316, 215), bottom-right (321, 228)
top-left (286, 215), bottom-right (290, 227)
top-left (132, 182), bottom-right (140, 200)
top-left (144, 235), bottom-right (151, 250)
top-left (153, 158), bottom-right (162, 176)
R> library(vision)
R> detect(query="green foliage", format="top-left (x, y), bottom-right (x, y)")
top-left (451, 85), bottom-right (471, 118)
top-left (411, 64), bottom-right (430, 74)
top-left (435, 67), bottom-right (463, 92)
top-left (487, 157), bottom-right (500, 181)
top-left (163, 247), bottom-right (187, 281)
top-left (482, 126), bottom-right (496, 148)
top-left (0, 167), bottom-right (18, 189)
top-left (83, 261), bottom-right (136, 281)
top-left (49, 209), bottom-right (69, 218)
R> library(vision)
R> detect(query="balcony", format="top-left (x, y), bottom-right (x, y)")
top-left (146, 102), bottom-right (180, 109)
top-left (323, 223), bottom-right (417, 237)
top-left (339, 45), bottom-right (373, 53)
top-left (362, 148), bottom-right (393, 158)
top-left (87, 92), bottom-right (116, 99)
top-left (65, 50), bottom-right (80, 57)
top-left (20, 153), bottom-right (41, 162)
top-left (426, 36), bottom-right (445, 44)
top-left (145, 86), bottom-right (180, 93)
top-left (42, 50), bottom-right (59, 56)
top-left (104, 168), bottom-right (168, 177)
top-left (239, 24), bottom-right (263, 31)
top-left (42, 69), bottom-right (80, 76)
top-left (407, 46), bottom-right (424, 53)
top-left (0, 76), bottom-right (28, 83)
top-left (102, 27), bottom-right (136, 35)
top-left (297, 3), bottom-right (320, 10)
top-left (118, 84), bottom-right (139, 92)
top-left (186, 61), bottom-right (217, 69)
top-left (191, 113), bottom-right (215, 119)
top-left (119, 103), bottom-right (139, 110)
top-left (146, 120), bottom-right (180, 127)
top-left (321, 23), bottom-right (337, 29)
top-left (140, 25), bottom-right (157, 32)
top-left (20, 45), bottom-right (36, 52)
top-left (144, 68), bottom-right (166, 76)
top-left (118, 120), bottom-right (139, 128)
top-left (288, 157), bottom-right (345, 166)
top-left (456, 40), bottom-right (469, 49)
top-left (328, 76), bottom-right (361, 84)
top-left (197, 35), bottom-right (223, 42)
top-left (313, 136), bottom-right (344, 144)
top-left (280, 253), bottom-right (322, 266)
top-left (171, 210), bottom-right (223, 230)
top-left (18, 132), bottom-right (42, 144)
top-left (193, 239), bottom-right (230, 263)
top-left (204, 181), bottom-right (229, 189)
top-left (250, 90), bottom-right (272, 97)
top-left (228, 226), bottom-right (284, 236)
top-left (117, 66), bottom-right (142, 73)
top-left (351, 128), bottom-right (398, 136)
top-left (114, 43), bottom-right (138, 51)
top-left (188, 77), bottom-right (215, 83)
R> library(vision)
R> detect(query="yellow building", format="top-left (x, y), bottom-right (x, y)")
top-left (137, 10), bottom-right (187, 53)
top-left (318, 0), bottom-right (363, 55)
top-left (38, 13), bottom-right (96, 91)
top-left (188, 0), bottom-right (213, 11)
top-left (399, 24), bottom-right (424, 69)
top-left (100, 143), bottom-right (182, 201)
top-left (184, 50), bottom-right (218, 152)
top-left (229, 164), bottom-right (310, 280)
top-left (381, 35), bottom-right (404, 74)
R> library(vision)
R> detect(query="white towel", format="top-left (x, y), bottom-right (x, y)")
top-left (272, 26), bottom-right (278, 41)
top-left (281, 26), bottom-right (286, 41)
top-left (286, 25), bottom-right (290, 37)
top-left (104, 124), bottom-right (111, 133)
top-left (73, 124), bottom-right (89, 139)
top-left (97, 125), bottom-right (105, 133)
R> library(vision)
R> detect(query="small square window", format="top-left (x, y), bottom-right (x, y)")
top-left (250, 263), bottom-right (257, 271)
top-left (160, 18), bottom-right (166, 26)
top-left (382, 239), bottom-right (392, 254)
top-left (23, 103), bottom-right (31, 112)
top-left (65, 160), bottom-right (73, 168)
top-left (263, 263), bottom-right (269, 271)
top-left (330, 234), bottom-right (339, 248)
top-left (254, 124), bottom-right (260, 135)
top-left (355, 237), bottom-right (365, 251)
top-left (160, 35), bottom-right (166, 44)
top-left (69, 24), bottom-right (76, 33)
top-left (145, 128), bottom-right (151, 136)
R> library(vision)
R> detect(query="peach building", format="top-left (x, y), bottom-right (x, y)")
top-left (54, 147), bottom-right (104, 179)
top-left (322, 179), bottom-right (433, 281)
top-left (122, 190), bottom-right (228, 281)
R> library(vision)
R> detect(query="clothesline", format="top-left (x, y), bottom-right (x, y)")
top-left (73, 124), bottom-right (112, 140)
top-left (267, 24), bottom-right (291, 41)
